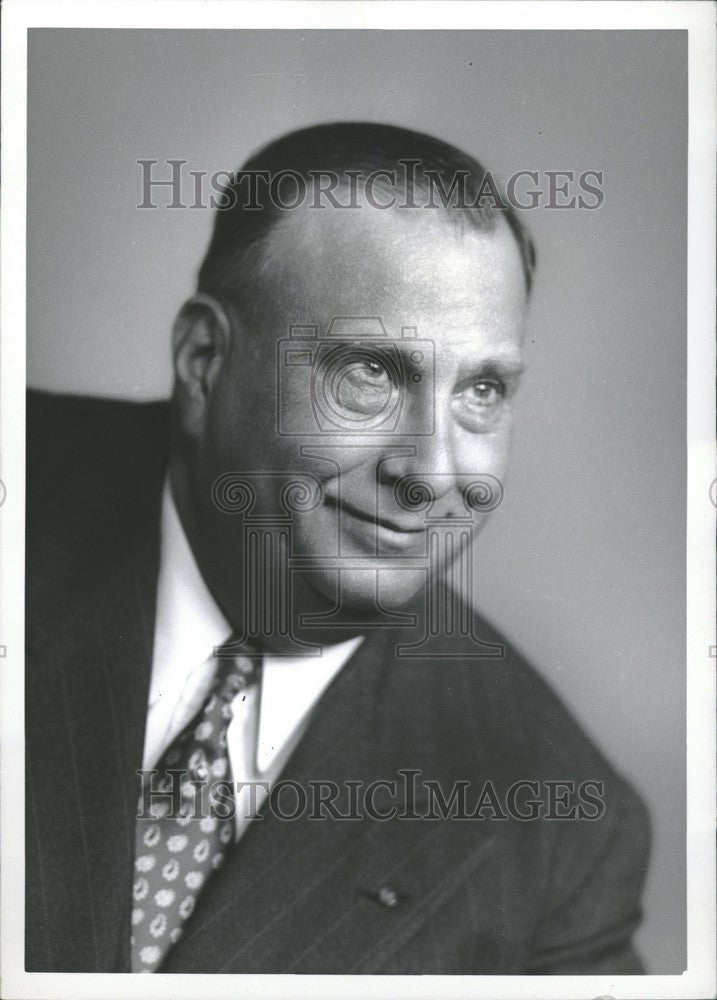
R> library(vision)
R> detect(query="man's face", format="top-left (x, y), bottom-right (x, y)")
top-left (191, 205), bottom-right (528, 619)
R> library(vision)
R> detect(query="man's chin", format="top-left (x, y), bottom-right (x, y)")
top-left (296, 566), bottom-right (426, 621)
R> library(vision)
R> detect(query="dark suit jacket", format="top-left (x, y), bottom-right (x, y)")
top-left (26, 390), bottom-right (650, 975)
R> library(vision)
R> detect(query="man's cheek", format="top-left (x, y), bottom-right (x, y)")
top-left (480, 424), bottom-right (513, 478)
top-left (455, 439), bottom-right (510, 488)
top-left (291, 508), bottom-right (338, 557)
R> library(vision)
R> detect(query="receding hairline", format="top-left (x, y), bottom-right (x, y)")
top-left (196, 121), bottom-right (537, 316)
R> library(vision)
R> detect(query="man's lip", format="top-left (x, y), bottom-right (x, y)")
top-left (328, 498), bottom-right (425, 535)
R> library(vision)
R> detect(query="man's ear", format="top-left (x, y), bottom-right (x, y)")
top-left (172, 294), bottom-right (233, 437)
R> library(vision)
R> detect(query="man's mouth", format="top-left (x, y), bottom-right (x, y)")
top-left (326, 497), bottom-right (427, 550)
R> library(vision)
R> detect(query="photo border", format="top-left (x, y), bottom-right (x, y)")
top-left (2, 2), bottom-right (714, 998)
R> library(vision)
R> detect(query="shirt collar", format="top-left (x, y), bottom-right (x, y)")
top-left (149, 479), bottom-right (233, 707)
top-left (257, 634), bottom-right (363, 773)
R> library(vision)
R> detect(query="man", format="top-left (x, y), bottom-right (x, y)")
top-left (26, 122), bottom-right (650, 974)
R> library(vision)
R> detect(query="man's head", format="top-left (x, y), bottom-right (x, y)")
top-left (169, 122), bottom-right (535, 634)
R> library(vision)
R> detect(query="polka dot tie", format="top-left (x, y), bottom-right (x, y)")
top-left (131, 651), bottom-right (262, 972)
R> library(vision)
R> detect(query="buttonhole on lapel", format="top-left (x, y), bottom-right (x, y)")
top-left (360, 885), bottom-right (404, 909)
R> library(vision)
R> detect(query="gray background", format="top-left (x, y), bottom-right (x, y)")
top-left (27, 29), bottom-right (687, 972)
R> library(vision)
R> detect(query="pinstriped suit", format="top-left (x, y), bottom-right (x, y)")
top-left (25, 390), bottom-right (650, 974)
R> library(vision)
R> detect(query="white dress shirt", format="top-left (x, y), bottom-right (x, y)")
top-left (142, 480), bottom-right (363, 840)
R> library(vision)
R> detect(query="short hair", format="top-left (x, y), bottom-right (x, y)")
top-left (197, 121), bottom-right (536, 316)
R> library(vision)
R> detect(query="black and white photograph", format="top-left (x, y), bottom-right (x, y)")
top-left (1, 2), bottom-right (714, 998)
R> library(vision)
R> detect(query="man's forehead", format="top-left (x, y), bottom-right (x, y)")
top-left (260, 199), bottom-right (527, 331)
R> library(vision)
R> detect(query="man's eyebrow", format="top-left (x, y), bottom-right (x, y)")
top-left (389, 341), bottom-right (526, 379)
top-left (463, 357), bottom-right (526, 379)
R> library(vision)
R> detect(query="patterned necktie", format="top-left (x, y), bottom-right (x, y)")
top-left (131, 649), bottom-right (262, 972)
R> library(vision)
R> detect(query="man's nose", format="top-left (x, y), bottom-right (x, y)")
top-left (378, 401), bottom-right (459, 498)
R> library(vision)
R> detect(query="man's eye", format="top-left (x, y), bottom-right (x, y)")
top-left (334, 359), bottom-right (393, 414)
top-left (344, 360), bottom-right (388, 384)
top-left (453, 378), bottom-right (506, 430)
top-left (468, 379), bottom-right (504, 406)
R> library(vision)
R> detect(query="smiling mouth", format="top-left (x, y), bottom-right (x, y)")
top-left (328, 497), bottom-right (425, 537)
